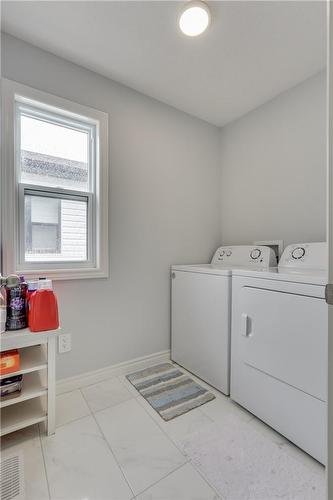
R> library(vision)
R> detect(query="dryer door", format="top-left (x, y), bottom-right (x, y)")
top-left (240, 286), bottom-right (327, 401)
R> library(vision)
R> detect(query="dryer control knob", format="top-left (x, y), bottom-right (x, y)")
top-left (291, 247), bottom-right (305, 259)
top-left (250, 249), bottom-right (261, 260)
top-left (226, 250), bottom-right (232, 257)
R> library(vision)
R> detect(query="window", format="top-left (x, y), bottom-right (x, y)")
top-left (24, 193), bottom-right (87, 261)
top-left (17, 103), bottom-right (93, 265)
top-left (25, 195), bottom-right (62, 256)
top-left (1, 80), bottom-right (109, 279)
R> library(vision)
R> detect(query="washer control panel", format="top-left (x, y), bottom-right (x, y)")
top-left (279, 242), bottom-right (327, 270)
top-left (211, 245), bottom-right (276, 268)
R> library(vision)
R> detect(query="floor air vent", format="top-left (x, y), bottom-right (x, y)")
top-left (0, 452), bottom-right (25, 500)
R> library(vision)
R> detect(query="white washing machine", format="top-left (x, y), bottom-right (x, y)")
top-left (171, 245), bottom-right (276, 395)
top-left (231, 242), bottom-right (328, 463)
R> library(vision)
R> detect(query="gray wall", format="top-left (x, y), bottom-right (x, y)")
top-left (1, 34), bottom-right (221, 379)
top-left (220, 72), bottom-right (327, 247)
top-left (1, 33), bottom-right (327, 381)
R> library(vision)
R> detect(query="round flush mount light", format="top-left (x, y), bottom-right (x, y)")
top-left (179, 1), bottom-right (211, 37)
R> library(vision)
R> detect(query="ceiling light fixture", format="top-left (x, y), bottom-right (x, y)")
top-left (179, 1), bottom-right (211, 37)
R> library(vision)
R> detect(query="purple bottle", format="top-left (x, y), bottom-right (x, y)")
top-left (6, 275), bottom-right (28, 330)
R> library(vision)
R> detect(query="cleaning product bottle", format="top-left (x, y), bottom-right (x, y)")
top-left (29, 287), bottom-right (59, 332)
top-left (27, 280), bottom-right (38, 301)
top-left (6, 275), bottom-right (28, 330)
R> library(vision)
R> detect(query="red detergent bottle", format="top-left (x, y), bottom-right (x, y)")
top-left (29, 281), bottom-right (59, 332)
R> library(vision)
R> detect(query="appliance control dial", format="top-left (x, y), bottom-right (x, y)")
top-left (250, 248), bottom-right (261, 260)
top-left (219, 250), bottom-right (225, 257)
top-left (226, 250), bottom-right (232, 257)
top-left (291, 247), bottom-right (305, 259)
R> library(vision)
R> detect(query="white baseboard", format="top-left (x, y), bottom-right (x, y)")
top-left (56, 350), bottom-right (171, 394)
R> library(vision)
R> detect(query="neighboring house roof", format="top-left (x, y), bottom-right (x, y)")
top-left (21, 150), bottom-right (88, 182)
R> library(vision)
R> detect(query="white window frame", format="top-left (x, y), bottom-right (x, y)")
top-left (1, 79), bottom-right (109, 280)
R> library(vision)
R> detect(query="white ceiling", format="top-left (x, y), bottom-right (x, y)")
top-left (1, 1), bottom-right (327, 127)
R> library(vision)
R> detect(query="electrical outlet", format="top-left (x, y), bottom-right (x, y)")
top-left (58, 333), bottom-right (71, 353)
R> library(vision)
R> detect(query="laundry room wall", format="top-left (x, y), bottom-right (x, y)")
top-left (219, 72), bottom-right (327, 248)
top-left (1, 33), bottom-right (222, 379)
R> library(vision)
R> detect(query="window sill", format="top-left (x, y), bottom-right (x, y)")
top-left (15, 268), bottom-right (109, 281)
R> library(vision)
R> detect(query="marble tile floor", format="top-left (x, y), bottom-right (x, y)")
top-left (1, 367), bottom-right (325, 500)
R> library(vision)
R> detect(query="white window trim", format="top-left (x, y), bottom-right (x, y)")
top-left (1, 79), bottom-right (109, 280)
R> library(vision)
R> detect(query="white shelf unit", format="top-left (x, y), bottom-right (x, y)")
top-left (0, 346), bottom-right (47, 380)
top-left (1, 371), bottom-right (47, 408)
top-left (1, 398), bottom-right (47, 436)
top-left (0, 328), bottom-right (60, 437)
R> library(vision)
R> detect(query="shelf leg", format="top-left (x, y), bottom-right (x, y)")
top-left (47, 336), bottom-right (56, 435)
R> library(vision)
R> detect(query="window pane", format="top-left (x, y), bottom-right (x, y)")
top-left (32, 225), bottom-right (58, 253)
top-left (25, 194), bottom-right (88, 262)
top-left (31, 196), bottom-right (59, 224)
top-left (20, 114), bottom-right (89, 191)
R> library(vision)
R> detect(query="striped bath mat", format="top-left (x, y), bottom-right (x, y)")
top-left (126, 363), bottom-right (215, 421)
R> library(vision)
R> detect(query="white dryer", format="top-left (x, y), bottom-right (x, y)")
top-left (171, 245), bottom-right (276, 395)
top-left (231, 242), bottom-right (328, 463)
